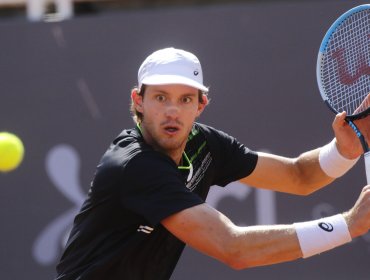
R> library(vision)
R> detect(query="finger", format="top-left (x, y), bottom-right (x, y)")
top-left (353, 93), bottom-right (370, 115)
top-left (333, 111), bottom-right (347, 128)
top-left (362, 185), bottom-right (370, 193)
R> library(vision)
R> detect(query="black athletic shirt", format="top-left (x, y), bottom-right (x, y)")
top-left (55, 122), bottom-right (258, 280)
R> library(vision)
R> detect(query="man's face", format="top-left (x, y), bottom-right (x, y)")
top-left (133, 84), bottom-right (207, 155)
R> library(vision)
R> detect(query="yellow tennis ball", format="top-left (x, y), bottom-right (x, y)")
top-left (0, 132), bottom-right (24, 172)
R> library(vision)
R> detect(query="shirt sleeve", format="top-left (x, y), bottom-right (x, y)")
top-left (204, 125), bottom-right (258, 187)
top-left (120, 151), bottom-right (204, 226)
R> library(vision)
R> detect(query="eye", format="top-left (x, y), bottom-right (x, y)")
top-left (156, 95), bottom-right (166, 102)
top-left (182, 96), bottom-right (192, 104)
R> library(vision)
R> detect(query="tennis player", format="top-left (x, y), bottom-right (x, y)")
top-left (55, 47), bottom-right (370, 280)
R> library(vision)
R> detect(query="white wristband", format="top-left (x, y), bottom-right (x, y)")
top-left (294, 214), bottom-right (352, 258)
top-left (319, 139), bottom-right (359, 178)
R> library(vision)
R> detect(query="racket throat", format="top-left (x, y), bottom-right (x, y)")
top-left (347, 120), bottom-right (369, 152)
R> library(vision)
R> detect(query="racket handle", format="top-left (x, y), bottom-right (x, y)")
top-left (364, 151), bottom-right (370, 184)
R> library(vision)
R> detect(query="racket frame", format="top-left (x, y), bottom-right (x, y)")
top-left (317, 4), bottom-right (370, 119)
top-left (316, 4), bottom-right (370, 183)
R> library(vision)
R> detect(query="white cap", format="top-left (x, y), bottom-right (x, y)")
top-left (138, 47), bottom-right (208, 92)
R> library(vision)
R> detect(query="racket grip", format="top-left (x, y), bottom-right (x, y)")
top-left (364, 151), bottom-right (370, 184)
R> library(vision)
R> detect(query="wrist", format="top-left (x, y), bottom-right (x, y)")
top-left (335, 139), bottom-right (359, 160)
top-left (319, 139), bottom-right (359, 178)
top-left (294, 214), bottom-right (352, 258)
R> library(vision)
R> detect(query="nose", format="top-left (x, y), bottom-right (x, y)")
top-left (164, 102), bottom-right (180, 119)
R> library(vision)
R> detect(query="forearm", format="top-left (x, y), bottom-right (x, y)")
top-left (163, 204), bottom-right (302, 269)
top-left (227, 224), bottom-right (302, 269)
top-left (292, 148), bottom-right (334, 194)
top-left (242, 140), bottom-right (359, 195)
top-left (242, 149), bottom-right (334, 195)
top-left (221, 214), bottom-right (351, 269)
top-left (164, 204), bottom-right (354, 270)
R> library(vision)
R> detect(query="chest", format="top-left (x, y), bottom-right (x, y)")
top-left (178, 132), bottom-right (216, 200)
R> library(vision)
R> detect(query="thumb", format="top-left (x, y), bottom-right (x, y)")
top-left (333, 111), bottom-right (347, 129)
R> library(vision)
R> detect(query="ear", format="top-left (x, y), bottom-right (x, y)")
top-left (196, 95), bottom-right (209, 117)
top-left (131, 88), bottom-right (144, 113)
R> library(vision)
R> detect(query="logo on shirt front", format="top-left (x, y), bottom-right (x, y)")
top-left (186, 152), bottom-right (212, 192)
top-left (187, 163), bottom-right (193, 182)
top-left (137, 225), bottom-right (154, 234)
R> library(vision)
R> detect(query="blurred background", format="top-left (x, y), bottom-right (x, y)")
top-left (0, 0), bottom-right (369, 279)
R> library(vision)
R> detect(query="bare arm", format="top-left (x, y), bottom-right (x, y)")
top-left (162, 203), bottom-right (302, 269)
top-left (162, 186), bottom-right (370, 270)
top-left (240, 111), bottom-right (369, 195)
top-left (344, 185), bottom-right (370, 239)
top-left (240, 149), bottom-right (334, 195)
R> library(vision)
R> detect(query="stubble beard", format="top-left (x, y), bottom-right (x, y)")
top-left (142, 120), bottom-right (189, 157)
top-left (151, 130), bottom-right (188, 157)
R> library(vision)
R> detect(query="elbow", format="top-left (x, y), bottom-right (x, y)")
top-left (219, 242), bottom-right (254, 270)
top-left (294, 184), bottom-right (315, 196)
top-left (227, 260), bottom-right (250, 271)
top-left (222, 252), bottom-right (255, 270)
top-left (222, 255), bottom-right (248, 270)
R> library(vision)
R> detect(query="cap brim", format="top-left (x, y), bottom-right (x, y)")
top-left (141, 75), bottom-right (209, 92)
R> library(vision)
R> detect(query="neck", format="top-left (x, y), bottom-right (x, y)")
top-left (137, 123), bottom-right (186, 165)
top-left (165, 150), bottom-right (184, 166)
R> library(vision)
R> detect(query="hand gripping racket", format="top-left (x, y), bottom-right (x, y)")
top-left (316, 4), bottom-right (370, 183)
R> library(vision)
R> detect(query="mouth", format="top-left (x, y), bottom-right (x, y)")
top-left (163, 124), bottom-right (181, 135)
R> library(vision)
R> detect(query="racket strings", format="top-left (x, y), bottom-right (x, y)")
top-left (321, 9), bottom-right (370, 116)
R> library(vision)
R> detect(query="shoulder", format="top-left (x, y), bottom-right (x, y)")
top-left (194, 122), bottom-right (237, 138)
top-left (101, 128), bottom-right (150, 167)
top-left (193, 122), bottom-right (242, 149)
top-left (193, 122), bottom-right (224, 136)
top-left (107, 128), bottom-right (178, 177)
top-left (92, 128), bottom-right (178, 191)
top-left (93, 128), bottom-right (152, 181)
top-left (126, 150), bottom-right (177, 174)
top-left (194, 122), bottom-right (258, 174)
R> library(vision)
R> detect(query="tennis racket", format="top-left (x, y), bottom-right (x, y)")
top-left (316, 4), bottom-right (370, 183)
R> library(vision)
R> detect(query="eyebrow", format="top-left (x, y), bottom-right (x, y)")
top-left (153, 90), bottom-right (197, 97)
top-left (153, 90), bottom-right (169, 95)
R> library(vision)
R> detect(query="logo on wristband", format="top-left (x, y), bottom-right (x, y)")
top-left (318, 222), bottom-right (334, 232)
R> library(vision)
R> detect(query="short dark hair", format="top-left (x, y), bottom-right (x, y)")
top-left (130, 84), bottom-right (208, 124)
